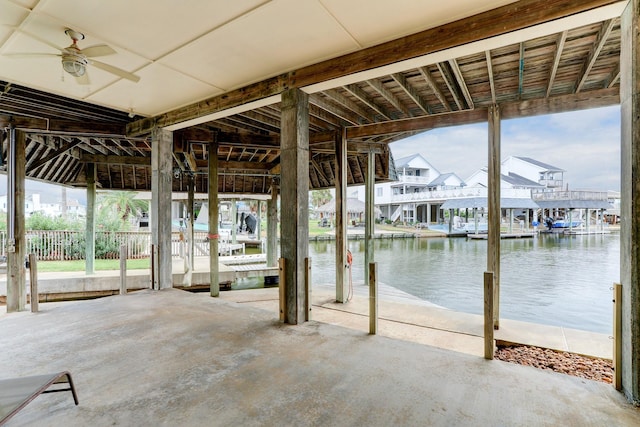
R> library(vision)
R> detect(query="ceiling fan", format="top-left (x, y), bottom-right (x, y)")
top-left (6, 28), bottom-right (140, 85)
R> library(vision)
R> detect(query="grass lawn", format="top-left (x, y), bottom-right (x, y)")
top-left (36, 258), bottom-right (151, 273)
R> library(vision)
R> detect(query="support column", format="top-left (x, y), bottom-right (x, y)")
top-left (6, 128), bottom-right (26, 312)
top-left (364, 148), bottom-right (375, 277)
top-left (85, 163), bottom-right (96, 275)
top-left (209, 139), bottom-right (220, 296)
top-left (620, 0), bottom-right (640, 404)
top-left (335, 129), bottom-right (348, 302)
top-left (151, 128), bottom-right (173, 290)
top-left (487, 104), bottom-right (501, 329)
top-left (280, 88), bottom-right (309, 324)
top-left (231, 199), bottom-right (237, 243)
top-left (266, 179), bottom-right (278, 267)
top-left (182, 174), bottom-right (194, 286)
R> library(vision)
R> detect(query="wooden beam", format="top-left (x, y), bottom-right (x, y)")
top-left (79, 154), bottom-right (152, 165)
top-left (309, 94), bottom-right (362, 126)
top-left (343, 83), bottom-right (393, 120)
top-left (546, 31), bottom-right (567, 97)
top-left (575, 19), bottom-right (616, 93)
top-left (391, 73), bottom-right (431, 114)
top-left (500, 87), bottom-right (619, 118)
top-left (448, 59), bottom-right (474, 109)
top-left (346, 108), bottom-right (485, 138)
top-left (437, 62), bottom-right (465, 110)
top-left (419, 66), bottom-right (451, 112)
top-left (518, 43), bottom-right (525, 98)
top-left (0, 115), bottom-right (127, 136)
top-left (366, 79), bottom-right (411, 117)
top-left (485, 52), bottom-right (496, 104)
top-left (127, 0), bottom-right (622, 136)
top-left (28, 139), bottom-right (81, 173)
top-left (323, 88), bottom-right (376, 122)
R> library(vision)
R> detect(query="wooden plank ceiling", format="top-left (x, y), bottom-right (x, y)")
top-left (0, 14), bottom-right (622, 195)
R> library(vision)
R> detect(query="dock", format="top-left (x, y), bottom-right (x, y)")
top-left (0, 255), bottom-right (279, 302)
top-left (467, 232), bottom-right (536, 240)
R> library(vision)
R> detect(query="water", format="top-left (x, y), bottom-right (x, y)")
top-left (308, 233), bottom-right (619, 334)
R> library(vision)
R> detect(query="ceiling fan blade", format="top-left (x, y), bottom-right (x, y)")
top-left (82, 44), bottom-right (116, 58)
top-left (75, 72), bottom-right (90, 86)
top-left (89, 59), bottom-right (140, 83)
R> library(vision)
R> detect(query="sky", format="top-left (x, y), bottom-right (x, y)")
top-left (0, 105), bottom-right (622, 205)
top-left (390, 105), bottom-right (621, 192)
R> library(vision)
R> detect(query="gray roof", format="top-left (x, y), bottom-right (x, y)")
top-left (428, 172), bottom-right (463, 187)
top-left (394, 153), bottom-right (425, 168)
top-left (503, 172), bottom-right (544, 188)
top-left (441, 197), bottom-right (539, 210)
top-left (535, 200), bottom-right (612, 209)
top-left (514, 156), bottom-right (565, 172)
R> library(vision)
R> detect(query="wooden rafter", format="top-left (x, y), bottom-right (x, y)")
top-left (366, 79), bottom-right (411, 117)
top-left (448, 59), bottom-right (474, 109)
top-left (342, 83), bottom-right (392, 120)
top-left (484, 51), bottom-right (497, 104)
top-left (391, 73), bottom-right (430, 114)
top-left (323, 88), bottom-right (375, 123)
top-left (419, 66), bottom-right (451, 112)
top-left (546, 31), bottom-right (567, 97)
top-left (309, 94), bottom-right (361, 126)
top-left (26, 137), bottom-right (82, 173)
top-left (436, 63), bottom-right (465, 110)
top-left (575, 19), bottom-right (615, 93)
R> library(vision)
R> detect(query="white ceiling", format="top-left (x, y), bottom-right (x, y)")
top-left (0, 0), bottom-right (519, 118)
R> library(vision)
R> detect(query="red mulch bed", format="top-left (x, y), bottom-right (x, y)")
top-left (495, 344), bottom-right (613, 384)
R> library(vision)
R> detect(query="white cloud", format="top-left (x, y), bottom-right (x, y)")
top-left (390, 105), bottom-right (621, 190)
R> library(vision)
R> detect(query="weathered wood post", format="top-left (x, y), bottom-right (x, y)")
top-left (29, 253), bottom-right (38, 313)
top-left (6, 127), bottom-right (26, 312)
top-left (620, 0), bottom-right (640, 402)
top-left (484, 271), bottom-right (495, 360)
top-left (119, 244), bottom-right (127, 295)
top-left (280, 88), bottom-right (310, 324)
top-left (209, 138), bottom-right (220, 297)
top-left (614, 283), bottom-right (622, 390)
top-left (85, 163), bottom-right (96, 275)
top-left (369, 262), bottom-right (378, 335)
top-left (335, 128), bottom-right (348, 303)
top-left (279, 257), bottom-right (286, 322)
top-left (266, 179), bottom-right (278, 268)
top-left (487, 104), bottom-right (501, 329)
top-left (305, 257), bottom-right (312, 321)
top-left (151, 128), bottom-right (173, 289)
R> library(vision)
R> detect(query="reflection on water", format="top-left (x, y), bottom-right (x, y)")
top-left (310, 233), bottom-right (619, 334)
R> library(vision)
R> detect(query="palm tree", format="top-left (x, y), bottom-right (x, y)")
top-left (310, 189), bottom-right (332, 209)
top-left (98, 191), bottom-right (149, 223)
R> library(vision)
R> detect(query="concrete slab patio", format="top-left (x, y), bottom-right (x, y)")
top-left (1, 289), bottom-right (638, 426)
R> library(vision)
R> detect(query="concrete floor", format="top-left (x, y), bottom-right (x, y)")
top-left (1, 289), bottom-right (639, 426)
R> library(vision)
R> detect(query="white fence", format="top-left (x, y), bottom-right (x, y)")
top-left (0, 230), bottom-right (212, 261)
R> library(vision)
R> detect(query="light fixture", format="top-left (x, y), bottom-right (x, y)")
top-left (61, 55), bottom-right (87, 77)
top-left (61, 29), bottom-right (87, 77)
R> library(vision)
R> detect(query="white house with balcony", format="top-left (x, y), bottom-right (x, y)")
top-left (500, 156), bottom-right (565, 191)
top-left (352, 153), bottom-right (465, 224)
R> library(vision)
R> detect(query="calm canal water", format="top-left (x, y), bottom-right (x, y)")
top-left (308, 233), bottom-right (619, 334)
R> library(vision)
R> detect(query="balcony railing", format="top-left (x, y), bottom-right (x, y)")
top-left (394, 175), bottom-right (432, 184)
top-left (390, 187), bottom-right (532, 203)
top-left (532, 190), bottom-right (609, 201)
